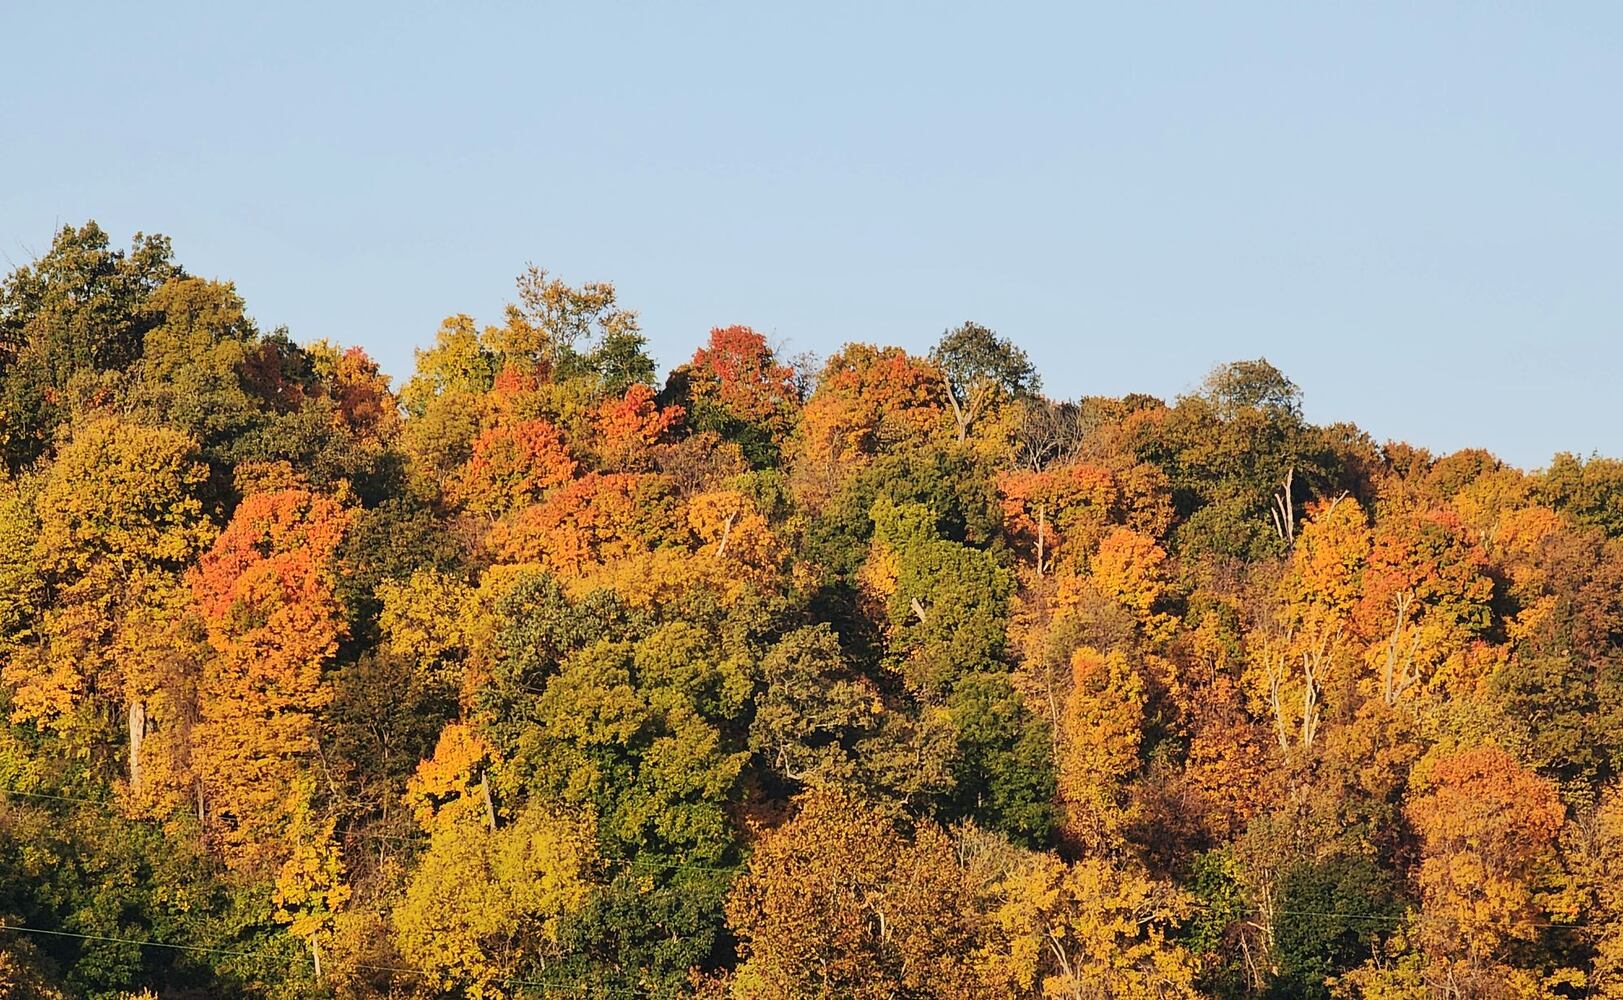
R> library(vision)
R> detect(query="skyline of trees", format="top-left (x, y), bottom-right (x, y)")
top-left (2, 220), bottom-right (1622, 999)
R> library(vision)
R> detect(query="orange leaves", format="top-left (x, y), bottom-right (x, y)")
top-left (490, 472), bottom-right (677, 576)
top-left (1284, 497), bottom-right (1371, 629)
top-left (687, 325), bottom-right (800, 427)
top-left (1356, 507), bottom-right (1493, 644)
top-left (1406, 744), bottom-right (1565, 964)
top-left (1090, 528), bottom-right (1170, 612)
top-left (1178, 673), bottom-right (1278, 840)
top-left (686, 488), bottom-right (780, 573)
top-left (452, 418), bottom-right (575, 517)
top-left (491, 361), bottom-right (543, 400)
top-left (1058, 527), bottom-right (1176, 642)
top-left (1338, 507), bottom-right (1497, 707)
top-left (486, 471), bottom-right (782, 608)
top-left (590, 382), bottom-right (683, 470)
top-left (405, 722), bottom-right (495, 831)
top-left (1409, 744), bottom-right (1565, 874)
top-left (328, 345), bottom-right (400, 443)
top-left (998, 463), bottom-right (1117, 574)
top-left (191, 490), bottom-right (349, 629)
top-left (794, 345), bottom-right (947, 501)
top-left (189, 489), bottom-right (352, 870)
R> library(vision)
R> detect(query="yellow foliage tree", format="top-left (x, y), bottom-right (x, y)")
top-left (1404, 744), bottom-right (1569, 995)
top-left (978, 852), bottom-right (1202, 999)
top-left (1060, 527), bottom-right (1175, 642)
top-left (726, 788), bottom-right (983, 999)
top-left (273, 774), bottom-right (352, 978)
top-left (1, 418), bottom-right (212, 797)
top-left (393, 803), bottom-right (597, 999)
top-left (1058, 647), bottom-right (1144, 853)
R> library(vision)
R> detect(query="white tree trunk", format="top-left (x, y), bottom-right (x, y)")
top-left (128, 700), bottom-right (146, 793)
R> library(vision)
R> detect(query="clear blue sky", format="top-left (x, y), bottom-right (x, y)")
top-left (4, 3), bottom-right (1619, 468)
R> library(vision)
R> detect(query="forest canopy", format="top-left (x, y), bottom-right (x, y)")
top-left (2, 221), bottom-right (1622, 999)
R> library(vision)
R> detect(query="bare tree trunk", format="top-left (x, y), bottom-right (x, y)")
top-left (1382, 592), bottom-right (1419, 707)
top-left (1270, 466), bottom-right (1296, 547)
top-left (1036, 503), bottom-right (1047, 577)
top-left (1265, 647), bottom-right (1291, 750)
top-left (714, 508), bottom-right (738, 560)
top-left (942, 374), bottom-right (969, 442)
top-left (127, 700), bottom-right (146, 793)
top-left (1300, 652), bottom-right (1321, 747)
top-left (481, 771), bottom-right (498, 830)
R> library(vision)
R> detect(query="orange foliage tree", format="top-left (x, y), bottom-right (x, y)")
top-left (1405, 744), bottom-right (1566, 988)
top-left (590, 382), bottom-right (682, 470)
top-left (451, 417), bottom-right (575, 518)
top-left (189, 488), bottom-right (352, 870)
top-left (677, 325), bottom-right (801, 450)
top-left (793, 344), bottom-right (947, 502)
top-left (998, 463), bottom-right (1119, 576)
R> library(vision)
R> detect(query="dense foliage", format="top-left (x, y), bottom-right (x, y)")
top-left (1, 222), bottom-right (1621, 999)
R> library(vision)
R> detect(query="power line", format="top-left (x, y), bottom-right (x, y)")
top-left (0, 924), bottom-right (654, 997)
top-left (0, 922), bottom-right (264, 960)
top-left (0, 784), bottom-right (1600, 987)
top-left (0, 787), bottom-right (108, 806)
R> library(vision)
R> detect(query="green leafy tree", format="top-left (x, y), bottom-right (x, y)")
top-left (0, 222), bottom-right (181, 467)
top-left (929, 321), bottom-right (1038, 443)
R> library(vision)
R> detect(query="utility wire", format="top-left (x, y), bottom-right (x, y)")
top-left (0, 787), bottom-right (109, 806)
top-left (0, 924), bottom-right (654, 997)
top-left (0, 785), bottom-right (1600, 927)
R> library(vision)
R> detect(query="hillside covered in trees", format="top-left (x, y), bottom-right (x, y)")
top-left (3, 222), bottom-right (1623, 1000)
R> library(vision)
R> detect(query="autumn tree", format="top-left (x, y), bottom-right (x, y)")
top-left (394, 791), bottom-right (597, 997)
top-left (998, 462), bottom-right (1119, 577)
top-left (726, 788), bottom-right (984, 999)
top-left (188, 488), bottom-right (352, 870)
top-left (0, 222), bottom-right (181, 467)
top-left (1403, 744), bottom-right (1568, 994)
top-left (1, 418), bottom-right (212, 800)
top-left (589, 382), bottom-right (682, 471)
top-left (667, 325), bottom-right (802, 467)
top-left (451, 417), bottom-right (575, 518)
top-left (977, 850), bottom-right (1202, 999)
top-left (1060, 526), bottom-right (1177, 642)
top-left (794, 344), bottom-right (948, 502)
top-left (1057, 647), bottom-right (1145, 853)
top-left (1572, 784), bottom-right (1623, 997)
top-left (6, 221), bottom-right (1623, 1000)
top-left (929, 321), bottom-right (1038, 444)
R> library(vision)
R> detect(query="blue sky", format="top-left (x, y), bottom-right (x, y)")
top-left (4, 3), bottom-right (1619, 468)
